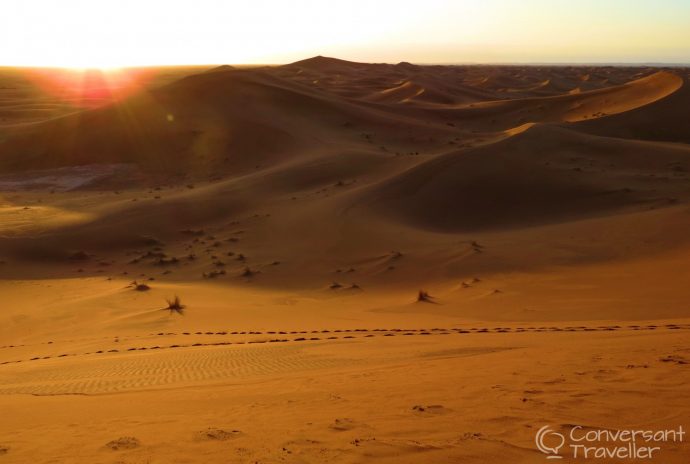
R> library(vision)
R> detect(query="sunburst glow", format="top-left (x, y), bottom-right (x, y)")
top-left (23, 67), bottom-right (155, 107)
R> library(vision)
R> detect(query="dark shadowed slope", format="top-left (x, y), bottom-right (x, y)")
top-left (569, 73), bottom-right (690, 144)
top-left (362, 123), bottom-right (690, 231)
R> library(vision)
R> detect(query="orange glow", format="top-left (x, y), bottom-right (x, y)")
top-left (23, 68), bottom-right (155, 108)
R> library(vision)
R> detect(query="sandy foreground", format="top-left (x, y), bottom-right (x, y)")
top-left (0, 58), bottom-right (689, 462)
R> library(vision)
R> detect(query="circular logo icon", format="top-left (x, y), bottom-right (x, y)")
top-left (536, 425), bottom-right (565, 459)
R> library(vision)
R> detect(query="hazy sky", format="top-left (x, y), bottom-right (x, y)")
top-left (2, 0), bottom-right (690, 67)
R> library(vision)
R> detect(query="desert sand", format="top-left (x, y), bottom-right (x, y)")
top-left (0, 57), bottom-right (689, 463)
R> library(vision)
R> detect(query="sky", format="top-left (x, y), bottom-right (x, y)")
top-left (2, 0), bottom-right (690, 67)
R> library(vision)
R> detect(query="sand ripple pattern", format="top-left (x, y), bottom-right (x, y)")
top-left (0, 344), bottom-right (350, 395)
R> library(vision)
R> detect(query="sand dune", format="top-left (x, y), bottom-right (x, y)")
top-left (363, 123), bottom-right (690, 231)
top-left (367, 76), bottom-right (497, 105)
top-left (403, 71), bottom-right (681, 128)
top-left (0, 71), bottom-right (309, 174)
top-left (1, 59), bottom-right (688, 283)
top-left (1, 60), bottom-right (689, 278)
top-left (572, 72), bottom-right (690, 143)
top-left (1, 58), bottom-right (690, 463)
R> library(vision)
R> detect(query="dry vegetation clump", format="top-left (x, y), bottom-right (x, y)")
top-left (164, 296), bottom-right (185, 315)
top-left (133, 250), bottom-right (166, 262)
top-left (132, 281), bottom-right (151, 292)
top-left (105, 437), bottom-right (140, 451)
top-left (139, 235), bottom-right (163, 247)
top-left (155, 256), bottom-right (179, 266)
top-left (241, 267), bottom-right (258, 278)
top-left (180, 228), bottom-right (204, 236)
top-left (203, 269), bottom-right (226, 279)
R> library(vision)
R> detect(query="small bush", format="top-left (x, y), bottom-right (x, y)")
top-left (165, 296), bottom-right (186, 315)
top-left (417, 290), bottom-right (434, 303)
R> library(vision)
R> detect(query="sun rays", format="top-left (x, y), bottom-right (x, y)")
top-left (21, 67), bottom-right (154, 109)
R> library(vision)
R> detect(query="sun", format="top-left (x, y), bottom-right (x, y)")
top-left (23, 66), bottom-right (153, 108)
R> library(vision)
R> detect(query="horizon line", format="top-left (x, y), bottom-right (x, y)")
top-left (1, 60), bottom-right (689, 70)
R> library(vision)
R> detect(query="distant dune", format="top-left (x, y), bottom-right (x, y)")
top-left (0, 58), bottom-right (688, 268)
